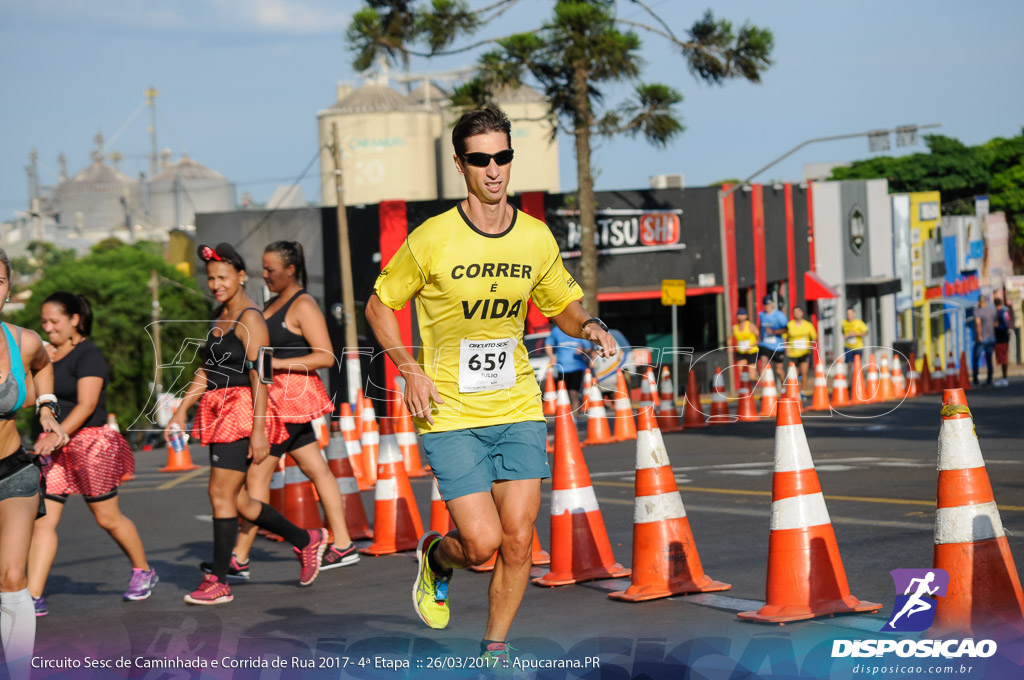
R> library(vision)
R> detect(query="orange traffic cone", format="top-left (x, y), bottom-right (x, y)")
top-left (609, 407), bottom-right (730, 602)
top-left (783, 362), bottom-right (801, 401)
top-left (359, 418), bottom-right (424, 556)
top-left (533, 382), bottom-right (630, 586)
top-left (324, 422), bottom-right (372, 540)
top-left (656, 367), bottom-right (683, 433)
top-left (919, 354), bottom-right (933, 395)
top-left (282, 454), bottom-right (325, 530)
top-left (428, 476), bottom-right (456, 536)
top-left (830, 360), bottom-right (850, 407)
top-left (809, 361), bottom-right (830, 411)
top-left (682, 370), bottom-right (708, 429)
top-left (929, 389), bottom-right (1024, 636)
top-left (354, 389), bottom-right (365, 420)
top-left (583, 382), bottom-right (615, 446)
top-left (864, 354), bottom-right (880, 402)
top-left (905, 352), bottom-right (919, 399)
top-left (738, 399), bottom-right (881, 623)
top-left (708, 368), bottom-right (732, 424)
top-left (639, 368), bottom-right (656, 411)
top-left (878, 354), bottom-right (894, 402)
top-left (159, 428), bottom-right (200, 473)
top-left (340, 402), bottom-right (369, 490)
top-left (580, 369), bottom-right (593, 415)
top-left (958, 350), bottom-right (971, 391)
top-left (393, 397), bottom-right (427, 478)
top-left (542, 368), bottom-right (557, 417)
top-left (758, 365), bottom-right (779, 418)
top-left (612, 370), bottom-right (637, 442)
top-left (931, 353), bottom-right (946, 393)
top-left (850, 354), bottom-right (869, 405)
top-left (736, 365), bottom-right (758, 422)
top-left (360, 397), bottom-right (379, 487)
top-left (312, 415), bottom-right (330, 450)
top-left (891, 355), bottom-right (906, 399)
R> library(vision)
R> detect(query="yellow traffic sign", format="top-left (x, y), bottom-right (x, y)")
top-left (661, 279), bottom-right (687, 306)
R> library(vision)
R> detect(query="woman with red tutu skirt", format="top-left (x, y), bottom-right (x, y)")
top-left (225, 241), bottom-right (356, 580)
top-left (28, 292), bottom-right (156, 615)
top-left (165, 243), bottom-right (327, 605)
top-left (0, 250), bottom-right (68, 680)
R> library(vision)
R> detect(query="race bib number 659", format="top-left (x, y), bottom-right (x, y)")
top-left (459, 338), bottom-right (517, 393)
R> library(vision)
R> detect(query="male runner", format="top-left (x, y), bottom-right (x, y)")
top-left (366, 107), bottom-right (616, 667)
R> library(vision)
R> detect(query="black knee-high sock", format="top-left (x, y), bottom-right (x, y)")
top-left (212, 517), bottom-right (238, 583)
top-left (254, 502), bottom-right (308, 548)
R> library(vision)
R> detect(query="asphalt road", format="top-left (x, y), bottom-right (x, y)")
top-left (20, 382), bottom-right (1024, 680)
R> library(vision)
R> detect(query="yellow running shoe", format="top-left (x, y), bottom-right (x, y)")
top-left (412, 531), bottom-right (450, 629)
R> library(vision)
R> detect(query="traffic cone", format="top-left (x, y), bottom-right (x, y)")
top-left (656, 367), bottom-right (683, 433)
top-left (947, 351), bottom-right (958, 391)
top-left (612, 370), bottom-right (637, 442)
top-left (738, 399), bottom-right (882, 623)
top-left (533, 382), bottom-right (630, 586)
top-left (542, 368), bottom-right (557, 417)
top-left (428, 476), bottom-right (456, 536)
top-left (646, 368), bottom-right (662, 410)
top-left (850, 354), bottom-right (869, 405)
top-left (863, 354), bottom-right (880, 402)
top-left (783, 362), bottom-right (801, 400)
top-left (878, 355), bottom-right (894, 402)
top-left (927, 389), bottom-right (1024, 636)
top-left (931, 354), bottom-right (946, 393)
top-left (360, 397), bottom-right (379, 487)
top-left (708, 368), bottom-right (732, 424)
top-left (354, 389), bottom-right (365, 421)
top-left (580, 369), bottom-right (593, 415)
top-left (682, 370), bottom-right (708, 429)
top-left (958, 350), bottom-right (971, 391)
top-left (809, 361), bottom-right (830, 411)
top-left (919, 354), bottom-right (933, 395)
top-left (609, 407), bottom-right (730, 602)
top-left (340, 402), bottom-right (370, 490)
top-left (282, 454), bottom-right (325, 530)
top-left (758, 365), bottom-right (779, 418)
top-left (830, 360), bottom-right (850, 407)
top-left (639, 369), bottom-right (656, 411)
top-left (159, 430), bottom-right (200, 473)
top-left (891, 355), bottom-right (906, 399)
top-left (905, 352), bottom-right (919, 399)
top-left (359, 416), bottom-right (424, 556)
top-left (583, 382), bottom-right (615, 446)
top-left (324, 422), bottom-right (372, 540)
top-left (393, 396), bottom-right (427, 478)
top-left (312, 415), bottom-right (330, 450)
top-left (736, 365), bottom-right (758, 422)
top-left (470, 529), bottom-right (551, 573)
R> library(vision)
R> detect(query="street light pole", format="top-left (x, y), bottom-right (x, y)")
top-left (331, 123), bottom-right (363, 406)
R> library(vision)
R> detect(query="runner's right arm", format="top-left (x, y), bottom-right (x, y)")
top-left (366, 294), bottom-right (443, 424)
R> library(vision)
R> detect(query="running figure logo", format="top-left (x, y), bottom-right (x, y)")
top-left (881, 568), bottom-right (949, 632)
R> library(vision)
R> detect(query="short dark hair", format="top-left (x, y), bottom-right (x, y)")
top-left (452, 107), bottom-right (512, 157)
top-left (44, 291), bottom-right (93, 337)
top-left (198, 242), bottom-right (246, 273)
top-left (265, 240), bottom-right (308, 289)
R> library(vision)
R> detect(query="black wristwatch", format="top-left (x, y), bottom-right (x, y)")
top-left (37, 400), bottom-right (60, 419)
top-left (582, 317), bottom-right (608, 334)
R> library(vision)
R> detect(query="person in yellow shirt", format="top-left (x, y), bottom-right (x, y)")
top-left (784, 306), bottom-right (818, 394)
top-left (730, 307), bottom-right (759, 378)
top-left (842, 307), bottom-right (868, 364)
top-left (366, 107), bottom-right (617, 666)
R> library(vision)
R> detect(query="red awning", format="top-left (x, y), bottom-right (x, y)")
top-left (804, 271), bottom-right (840, 300)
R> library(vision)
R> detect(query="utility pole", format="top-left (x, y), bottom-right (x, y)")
top-left (145, 86), bottom-right (159, 179)
top-left (150, 270), bottom-right (162, 394)
top-left (332, 123), bottom-right (362, 405)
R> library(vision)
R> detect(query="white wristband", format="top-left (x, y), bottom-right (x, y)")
top-left (36, 393), bottom-right (57, 408)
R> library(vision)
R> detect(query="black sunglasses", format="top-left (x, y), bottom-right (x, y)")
top-left (461, 149), bottom-right (514, 167)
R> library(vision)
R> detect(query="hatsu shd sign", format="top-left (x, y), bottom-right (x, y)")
top-left (555, 208), bottom-right (685, 258)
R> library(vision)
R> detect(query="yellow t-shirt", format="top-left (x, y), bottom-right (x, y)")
top-left (784, 319), bottom-right (817, 358)
top-left (842, 319), bottom-right (867, 349)
top-left (732, 321), bottom-right (758, 355)
top-left (374, 205), bottom-right (581, 433)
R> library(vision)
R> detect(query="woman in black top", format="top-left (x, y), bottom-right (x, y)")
top-left (28, 293), bottom-right (156, 614)
top-left (0, 250), bottom-right (67, 680)
top-left (230, 241), bottom-right (356, 577)
top-left (165, 243), bottom-right (327, 605)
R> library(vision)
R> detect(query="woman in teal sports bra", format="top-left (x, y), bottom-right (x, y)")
top-left (0, 249), bottom-right (68, 680)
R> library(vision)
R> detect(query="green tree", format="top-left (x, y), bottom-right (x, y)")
top-left (347, 0), bottom-right (774, 314)
top-left (9, 241), bottom-right (77, 288)
top-left (831, 129), bottom-right (1024, 253)
top-left (10, 240), bottom-right (210, 440)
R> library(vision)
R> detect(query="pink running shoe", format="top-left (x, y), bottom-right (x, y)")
top-left (294, 529), bottom-right (328, 586)
top-left (184, 574), bottom-right (233, 605)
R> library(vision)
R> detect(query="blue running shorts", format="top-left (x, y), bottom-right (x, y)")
top-left (421, 421), bottom-right (549, 501)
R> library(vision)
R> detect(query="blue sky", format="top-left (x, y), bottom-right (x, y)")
top-left (1, 0), bottom-right (1022, 218)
